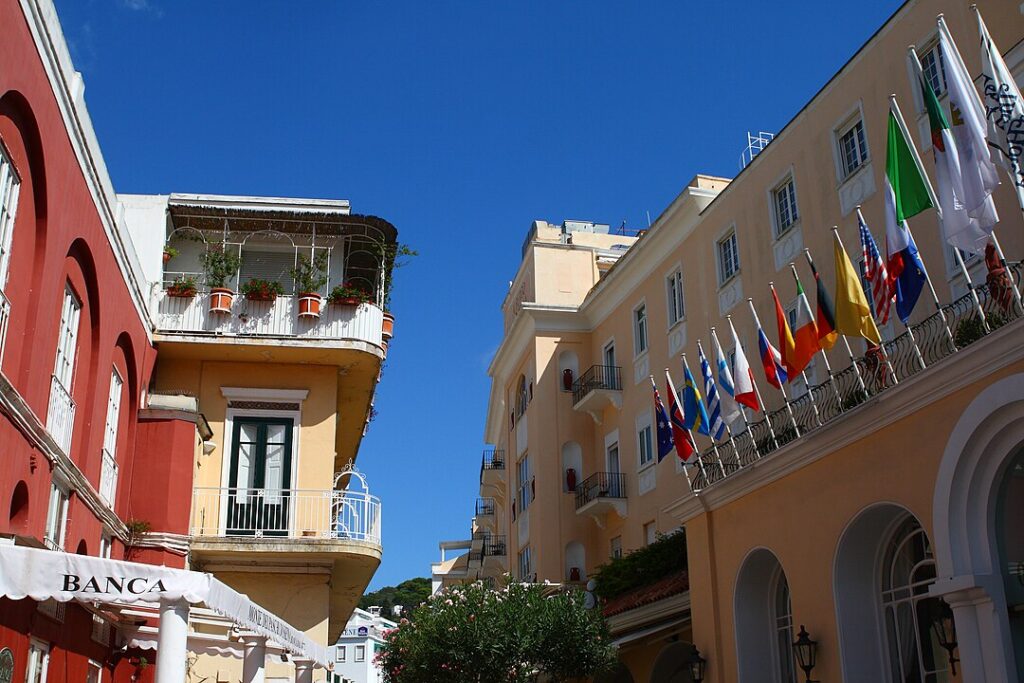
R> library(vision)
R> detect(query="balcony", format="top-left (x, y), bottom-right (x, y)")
top-left (475, 497), bottom-right (495, 516)
top-left (46, 375), bottom-right (75, 454)
top-left (575, 472), bottom-right (627, 523)
top-left (483, 535), bottom-right (507, 557)
top-left (99, 448), bottom-right (118, 507)
top-left (571, 365), bottom-right (622, 423)
top-left (480, 449), bottom-right (506, 489)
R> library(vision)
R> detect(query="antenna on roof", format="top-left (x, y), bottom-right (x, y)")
top-left (740, 131), bottom-right (775, 169)
top-left (646, 210), bottom-right (652, 228)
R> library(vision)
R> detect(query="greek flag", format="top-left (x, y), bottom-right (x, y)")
top-left (698, 346), bottom-right (726, 440)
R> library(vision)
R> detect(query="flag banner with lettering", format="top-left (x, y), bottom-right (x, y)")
top-left (0, 544), bottom-right (329, 667)
top-left (977, 8), bottom-right (1024, 196)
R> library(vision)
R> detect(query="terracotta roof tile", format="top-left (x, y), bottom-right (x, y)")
top-left (601, 570), bottom-right (689, 617)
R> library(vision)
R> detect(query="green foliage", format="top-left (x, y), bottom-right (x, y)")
top-left (167, 275), bottom-right (197, 297)
top-left (199, 247), bottom-right (241, 288)
top-left (379, 242), bottom-right (417, 310)
top-left (592, 530), bottom-right (687, 600)
top-left (162, 245), bottom-right (179, 258)
top-left (328, 281), bottom-right (374, 305)
top-left (290, 251), bottom-right (329, 295)
top-left (841, 389), bottom-right (869, 411)
top-left (954, 311), bottom-right (1005, 348)
top-left (359, 577), bottom-right (432, 617)
top-left (240, 278), bottom-right (284, 301)
top-left (377, 579), bottom-right (615, 683)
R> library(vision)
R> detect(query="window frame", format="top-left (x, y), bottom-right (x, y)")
top-left (26, 638), bottom-right (50, 683)
top-left (53, 284), bottom-right (82, 392)
top-left (336, 645), bottom-right (347, 662)
top-left (610, 536), bottom-right (622, 559)
top-left (835, 113), bottom-right (870, 182)
top-left (517, 453), bottom-right (531, 512)
top-left (632, 301), bottom-right (648, 357)
top-left (0, 139), bottom-right (21, 289)
top-left (518, 545), bottom-right (533, 580)
top-left (354, 644), bottom-right (366, 662)
top-left (717, 229), bottom-right (740, 285)
top-left (771, 174), bottom-right (800, 238)
top-left (665, 267), bottom-right (685, 328)
top-left (45, 478), bottom-right (70, 551)
top-left (643, 522), bottom-right (656, 547)
top-left (637, 421), bottom-right (654, 469)
top-left (919, 39), bottom-right (948, 99)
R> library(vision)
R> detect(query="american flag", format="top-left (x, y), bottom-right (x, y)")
top-left (859, 217), bottom-right (892, 324)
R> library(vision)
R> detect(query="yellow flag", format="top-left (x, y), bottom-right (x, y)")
top-left (833, 233), bottom-right (881, 344)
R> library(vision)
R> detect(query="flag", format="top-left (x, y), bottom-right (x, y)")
top-left (919, 77), bottom-right (994, 254)
top-left (730, 324), bottom-right (760, 411)
top-left (651, 377), bottom-right (674, 463)
top-left (833, 232), bottom-right (881, 344)
top-left (778, 282), bottom-right (818, 376)
top-left (859, 217), bottom-right (892, 324)
top-left (937, 18), bottom-right (1001, 224)
top-left (682, 365), bottom-right (710, 436)
top-left (665, 370), bottom-right (697, 462)
top-left (977, 9), bottom-right (1024, 196)
top-left (711, 332), bottom-right (742, 426)
top-left (808, 258), bottom-right (838, 350)
top-left (757, 323), bottom-right (788, 389)
top-left (889, 220), bottom-right (927, 324)
top-left (771, 286), bottom-right (799, 378)
top-left (698, 346), bottom-right (726, 440)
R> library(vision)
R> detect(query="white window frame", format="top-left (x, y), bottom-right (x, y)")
top-left (87, 660), bottom-right (102, 683)
top-left (44, 477), bottom-right (70, 551)
top-left (919, 39), bottom-right (948, 99)
top-left (518, 545), bottom-right (533, 580)
top-left (643, 522), bottom-right (656, 547)
top-left (770, 569), bottom-right (797, 683)
top-left (53, 285), bottom-right (82, 392)
top-left (26, 638), bottom-right (49, 683)
top-left (717, 230), bottom-right (740, 285)
top-left (354, 644), bottom-right (366, 662)
top-left (632, 301), bottom-right (648, 357)
top-left (336, 645), bottom-right (346, 662)
top-left (636, 410), bottom-right (654, 470)
top-left (771, 174), bottom-right (800, 238)
top-left (0, 140), bottom-right (21, 289)
top-left (610, 536), bottom-right (622, 559)
top-left (665, 267), bottom-right (685, 328)
top-left (835, 112), bottom-right (870, 182)
top-left (517, 453), bottom-right (531, 512)
top-left (100, 367), bottom-right (124, 507)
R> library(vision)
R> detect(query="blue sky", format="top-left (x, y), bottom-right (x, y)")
top-left (54, 0), bottom-right (901, 590)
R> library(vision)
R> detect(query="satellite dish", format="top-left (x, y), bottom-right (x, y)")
top-left (583, 592), bottom-right (596, 610)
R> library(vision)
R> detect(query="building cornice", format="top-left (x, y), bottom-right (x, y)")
top-left (605, 591), bottom-right (691, 635)
top-left (664, 318), bottom-right (1024, 523)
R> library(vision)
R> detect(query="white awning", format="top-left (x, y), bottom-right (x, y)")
top-left (0, 544), bottom-right (329, 668)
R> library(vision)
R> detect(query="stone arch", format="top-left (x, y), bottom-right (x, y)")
top-left (564, 540), bottom-right (586, 582)
top-left (649, 641), bottom-right (693, 683)
top-left (733, 547), bottom-right (791, 682)
top-left (8, 480), bottom-right (29, 533)
top-left (558, 349), bottom-right (579, 390)
top-left (75, 539), bottom-right (88, 555)
top-left (561, 440), bottom-right (582, 492)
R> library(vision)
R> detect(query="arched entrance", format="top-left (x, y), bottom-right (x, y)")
top-left (649, 641), bottom-right (693, 683)
top-left (733, 548), bottom-right (795, 683)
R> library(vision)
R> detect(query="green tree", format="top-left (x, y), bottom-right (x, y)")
top-left (377, 579), bottom-right (616, 683)
top-left (359, 577), bottom-right (432, 617)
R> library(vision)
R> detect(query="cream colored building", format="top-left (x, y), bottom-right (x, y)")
top-left (449, 1), bottom-right (1024, 681)
top-left (124, 194), bottom-right (394, 682)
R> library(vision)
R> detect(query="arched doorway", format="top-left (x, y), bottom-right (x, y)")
top-left (734, 548), bottom-right (795, 683)
top-left (649, 641), bottom-right (693, 683)
top-left (996, 447), bottom-right (1024, 679)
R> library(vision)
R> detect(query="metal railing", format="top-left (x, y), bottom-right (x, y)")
top-left (483, 535), bottom-right (507, 557)
top-left (46, 375), bottom-right (75, 454)
top-left (574, 472), bottom-right (627, 510)
top-left (481, 449), bottom-right (505, 471)
top-left (475, 497), bottom-right (495, 516)
top-left (99, 448), bottom-right (118, 507)
top-left (190, 487), bottom-right (382, 546)
top-left (571, 365), bottom-right (622, 405)
top-left (688, 265), bottom-right (1023, 493)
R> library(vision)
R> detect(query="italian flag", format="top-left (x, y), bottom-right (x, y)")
top-left (773, 285), bottom-right (816, 378)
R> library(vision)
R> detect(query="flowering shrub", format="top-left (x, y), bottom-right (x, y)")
top-left (240, 278), bottom-right (284, 301)
top-left (376, 578), bottom-right (615, 683)
top-left (328, 282), bottom-right (373, 304)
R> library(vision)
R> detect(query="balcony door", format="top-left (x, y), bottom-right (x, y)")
top-left (227, 417), bottom-right (294, 536)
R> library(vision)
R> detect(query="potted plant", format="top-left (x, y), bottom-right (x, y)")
top-left (327, 282), bottom-right (371, 306)
top-left (162, 245), bottom-right (179, 265)
top-left (166, 275), bottom-right (197, 298)
top-left (290, 251), bottom-right (329, 318)
top-left (199, 246), bottom-right (241, 314)
top-left (240, 278), bottom-right (284, 302)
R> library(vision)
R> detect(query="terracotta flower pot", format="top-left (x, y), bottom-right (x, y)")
top-left (298, 293), bottom-right (322, 318)
top-left (382, 312), bottom-right (395, 340)
top-left (209, 287), bottom-right (234, 314)
top-left (167, 285), bottom-right (196, 298)
top-left (162, 251), bottom-right (172, 265)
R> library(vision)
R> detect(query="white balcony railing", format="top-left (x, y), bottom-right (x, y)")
top-left (0, 287), bottom-right (10, 366)
top-left (152, 289), bottom-right (384, 347)
top-left (190, 487), bottom-right (382, 546)
top-left (46, 375), bottom-right (75, 454)
top-left (99, 448), bottom-right (118, 507)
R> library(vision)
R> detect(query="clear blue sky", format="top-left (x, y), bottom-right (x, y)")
top-left (54, 0), bottom-right (901, 590)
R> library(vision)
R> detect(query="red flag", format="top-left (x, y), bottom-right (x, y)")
top-left (665, 371), bottom-right (697, 462)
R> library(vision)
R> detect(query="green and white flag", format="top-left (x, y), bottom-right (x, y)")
top-left (884, 105), bottom-right (933, 257)
top-left (976, 7), bottom-right (1024, 201)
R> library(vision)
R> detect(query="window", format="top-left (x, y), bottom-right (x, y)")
top-left (637, 424), bottom-right (653, 468)
top-left (515, 375), bottom-right (528, 418)
top-left (239, 246), bottom-right (293, 293)
top-left (666, 269), bottom-right (685, 326)
top-left (227, 417), bottom-right (294, 535)
top-left (633, 303), bottom-right (648, 356)
top-left (355, 645), bottom-right (366, 662)
top-left (643, 522), bottom-right (656, 547)
top-left (100, 532), bottom-right (112, 559)
top-left (518, 545), bottom-right (533, 580)
top-left (773, 572), bottom-right (798, 683)
top-left (838, 119), bottom-right (869, 179)
top-left (336, 645), bottom-right (346, 662)
top-left (718, 231), bottom-right (740, 284)
top-left (517, 454), bottom-right (531, 512)
top-left (26, 639), bottom-right (49, 683)
top-left (772, 176), bottom-right (799, 237)
top-left (610, 536), bottom-right (622, 559)
top-left (0, 142), bottom-right (21, 288)
top-left (100, 368), bottom-right (123, 506)
top-left (87, 660), bottom-right (102, 683)
top-left (920, 42), bottom-right (947, 97)
top-left (44, 480), bottom-right (69, 551)
top-left (603, 341), bottom-right (616, 368)
top-left (53, 286), bottom-right (82, 391)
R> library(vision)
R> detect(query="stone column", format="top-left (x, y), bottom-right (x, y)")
top-left (294, 658), bottom-right (315, 683)
top-left (241, 635), bottom-right (268, 683)
top-left (155, 599), bottom-right (189, 683)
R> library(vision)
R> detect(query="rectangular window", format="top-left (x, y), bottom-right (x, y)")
top-left (87, 660), bottom-right (102, 683)
top-left (518, 545), bottom-right (533, 580)
top-left (0, 142), bottom-right (21, 288)
top-left (517, 454), bottom-right (531, 512)
top-left (772, 177), bottom-right (799, 236)
top-left (633, 303), bottom-right (648, 356)
top-left (355, 645), bottom-right (365, 662)
top-left (838, 119), bottom-right (869, 179)
top-left (100, 368), bottom-right (123, 506)
top-left (26, 639), bottom-right (49, 683)
top-left (54, 286), bottom-right (82, 391)
top-left (100, 533), bottom-right (112, 559)
top-left (921, 42), bottom-right (947, 97)
top-left (44, 481), bottom-right (69, 551)
top-left (666, 269), bottom-right (685, 326)
top-left (644, 522), bottom-right (656, 546)
top-left (610, 536), bottom-right (622, 559)
top-left (336, 646), bottom-right (346, 662)
top-left (718, 231), bottom-right (740, 284)
top-left (638, 424), bottom-right (653, 468)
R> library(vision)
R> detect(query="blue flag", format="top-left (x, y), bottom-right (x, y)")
top-left (651, 378), bottom-right (674, 462)
top-left (682, 365), bottom-right (710, 436)
top-left (892, 227), bottom-right (927, 324)
top-left (698, 347), bottom-right (726, 440)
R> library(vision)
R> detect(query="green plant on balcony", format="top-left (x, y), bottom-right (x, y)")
top-left (328, 282), bottom-right (372, 305)
top-left (954, 310), bottom-right (1005, 348)
top-left (240, 278), bottom-right (284, 302)
top-left (592, 529), bottom-right (687, 600)
top-left (290, 251), bottom-right (329, 296)
top-left (124, 519), bottom-right (152, 561)
top-left (379, 242), bottom-right (417, 311)
top-left (199, 247), bottom-right (241, 290)
top-left (166, 275), bottom-right (198, 298)
top-left (162, 244), bottom-right (179, 264)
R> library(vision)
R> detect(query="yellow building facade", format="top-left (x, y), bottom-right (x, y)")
top-left (452, 1), bottom-right (1024, 681)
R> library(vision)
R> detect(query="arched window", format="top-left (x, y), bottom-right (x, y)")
top-left (879, 516), bottom-right (948, 682)
top-left (772, 570), bottom-right (797, 683)
top-left (735, 547), bottom-right (795, 682)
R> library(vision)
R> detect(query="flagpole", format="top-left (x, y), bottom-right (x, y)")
top-left (681, 352), bottom-right (726, 479)
top-left (789, 262), bottom-right (845, 411)
top-left (890, 94), bottom-right (991, 333)
top-left (696, 338), bottom-right (743, 468)
top-left (726, 314), bottom-right (778, 451)
top-left (802, 246), bottom-right (869, 397)
top-left (769, 281), bottom-right (823, 427)
top-left (710, 325), bottom-right (761, 460)
top-left (831, 227), bottom-right (900, 387)
top-left (746, 298), bottom-right (801, 438)
top-left (651, 374), bottom-right (694, 490)
top-left (664, 369), bottom-right (706, 490)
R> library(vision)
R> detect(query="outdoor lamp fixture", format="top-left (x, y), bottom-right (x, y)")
top-left (931, 598), bottom-right (959, 676)
top-left (1016, 561), bottom-right (1024, 585)
top-left (687, 644), bottom-right (707, 683)
top-left (792, 625), bottom-right (818, 683)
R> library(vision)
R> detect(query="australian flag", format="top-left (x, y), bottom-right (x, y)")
top-left (652, 378), bottom-right (674, 462)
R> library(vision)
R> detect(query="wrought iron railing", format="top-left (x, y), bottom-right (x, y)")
top-left (190, 487), bottom-right (382, 545)
top-left (574, 472), bottom-right (627, 510)
top-left (483, 535), bottom-right (507, 557)
top-left (571, 365), bottom-right (622, 405)
top-left (46, 374), bottom-right (75, 454)
top-left (475, 497), bottom-right (496, 516)
top-left (481, 449), bottom-right (505, 475)
top-left (687, 265), bottom-right (1023, 494)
